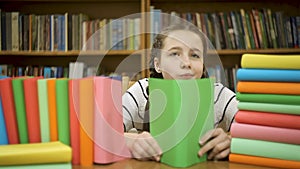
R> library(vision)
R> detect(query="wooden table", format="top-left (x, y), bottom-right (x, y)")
top-left (72, 159), bottom-right (277, 169)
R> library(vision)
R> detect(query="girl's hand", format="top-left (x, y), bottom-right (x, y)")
top-left (125, 131), bottom-right (162, 161)
top-left (198, 128), bottom-right (231, 160)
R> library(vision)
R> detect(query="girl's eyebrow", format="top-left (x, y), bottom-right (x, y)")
top-left (191, 48), bottom-right (201, 52)
top-left (167, 47), bottom-right (182, 51)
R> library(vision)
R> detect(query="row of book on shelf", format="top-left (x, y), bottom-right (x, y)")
top-left (150, 6), bottom-right (300, 50)
top-left (229, 54), bottom-right (300, 169)
top-left (0, 10), bottom-right (141, 52)
top-left (0, 74), bottom-right (133, 168)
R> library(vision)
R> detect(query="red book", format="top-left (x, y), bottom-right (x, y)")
top-left (68, 79), bottom-right (80, 164)
top-left (235, 110), bottom-right (300, 130)
top-left (23, 76), bottom-right (43, 143)
top-left (0, 78), bottom-right (19, 144)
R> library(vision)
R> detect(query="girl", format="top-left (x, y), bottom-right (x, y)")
top-left (123, 24), bottom-right (238, 161)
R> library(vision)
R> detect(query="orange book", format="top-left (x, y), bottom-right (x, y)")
top-left (47, 79), bottom-right (58, 141)
top-left (68, 79), bottom-right (80, 165)
top-left (0, 78), bottom-right (19, 144)
top-left (23, 76), bottom-right (43, 143)
top-left (79, 77), bottom-right (94, 166)
top-left (237, 81), bottom-right (300, 95)
top-left (230, 153), bottom-right (300, 169)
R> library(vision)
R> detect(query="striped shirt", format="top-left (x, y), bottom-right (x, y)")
top-left (123, 78), bottom-right (238, 132)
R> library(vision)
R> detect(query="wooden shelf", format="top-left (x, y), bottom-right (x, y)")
top-left (215, 48), bottom-right (300, 55)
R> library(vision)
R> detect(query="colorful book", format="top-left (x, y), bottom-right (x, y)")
top-left (47, 79), bottom-right (58, 141)
top-left (237, 81), bottom-right (300, 95)
top-left (236, 92), bottom-right (300, 105)
top-left (56, 78), bottom-right (70, 145)
top-left (0, 163), bottom-right (72, 169)
top-left (0, 141), bottom-right (71, 165)
top-left (231, 138), bottom-right (300, 161)
top-left (37, 79), bottom-right (50, 142)
top-left (149, 78), bottom-right (214, 167)
top-left (12, 77), bottom-right (29, 144)
top-left (0, 77), bottom-right (19, 144)
top-left (231, 122), bottom-right (300, 145)
top-left (238, 101), bottom-right (300, 115)
top-left (235, 110), bottom-right (300, 130)
top-left (79, 77), bottom-right (94, 166)
top-left (229, 153), bottom-right (300, 169)
top-left (241, 54), bottom-right (300, 69)
top-left (23, 76), bottom-right (43, 143)
top-left (236, 68), bottom-right (300, 82)
top-left (0, 96), bottom-right (8, 145)
top-left (93, 76), bottom-right (130, 164)
top-left (68, 79), bottom-right (80, 164)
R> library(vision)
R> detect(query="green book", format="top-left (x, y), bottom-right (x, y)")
top-left (12, 77), bottom-right (28, 144)
top-left (56, 79), bottom-right (70, 145)
top-left (37, 79), bottom-right (50, 142)
top-left (231, 138), bottom-right (300, 161)
top-left (149, 78), bottom-right (214, 168)
top-left (238, 102), bottom-right (300, 115)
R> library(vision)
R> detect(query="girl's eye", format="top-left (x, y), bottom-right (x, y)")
top-left (191, 53), bottom-right (200, 58)
top-left (169, 52), bottom-right (180, 57)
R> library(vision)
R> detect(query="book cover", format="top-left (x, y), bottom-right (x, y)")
top-left (47, 79), bottom-right (58, 141)
top-left (237, 68), bottom-right (300, 82)
top-left (0, 94), bottom-right (8, 145)
top-left (235, 110), bottom-right (300, 130)
top-left (56, 78), bottom-right (70, 145)
top-left (229, 153), bottom-right (300, 169)
top-left (236, 92), bottom-right (300, 105)
top-left (68, 79), bottom-right (80, 164)
top-left (93, 76), bottom-right (131, 164)
top-left (23, 76), bottom-right (43, 143)
top-left (79, 77), bottom-right (94, 166)
top-left (0, 141), bottom-right (71, 165)
top-left (237, 81), bottom-right (300, 95)
top-left (0, 163), bottom-right (72, 169)
top-left (12, 77), bottom-right (29, 143)
top-left (149, 78), bottom-right (214, 167)
top-left (241, 54), bottom-right (300, 69)
top-left (231, 138), bottom-right (300, 161)
top-left (0, 77), bottom-right (19, 144)
top-left (231, 122), bottom-right (300, 145)
top-left (238, 101), bottom-right (300, 115)
top-left (37, 79), bottom-right (50, 142)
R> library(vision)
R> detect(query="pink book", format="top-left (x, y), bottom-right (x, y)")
top-left (68, 79), bottom-right (80, 164)
top-left (231, 122), bottom-right (300, 145)
top-left (0, 78), bottom-right (19, 144)
top-left (93, 76), bottom-right (131, 164)
top-left (23, 76), bottom-right (43, 143)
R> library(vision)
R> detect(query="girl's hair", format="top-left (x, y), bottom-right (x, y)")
top-left (149, 24), bottom-right (208, 78)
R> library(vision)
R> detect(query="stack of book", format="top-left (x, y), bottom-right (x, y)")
top-left (0, 75), bottom-right (130, 166)
top-left (229, 54), bottom-right (300, 168)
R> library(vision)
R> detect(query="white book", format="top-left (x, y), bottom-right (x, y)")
top-left (11, 12), bottom-right (19, 51)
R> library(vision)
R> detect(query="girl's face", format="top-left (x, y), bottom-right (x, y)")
top-left (154, 30), bottom-right (204, 79)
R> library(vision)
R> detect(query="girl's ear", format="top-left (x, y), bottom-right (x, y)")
top-left (154, 57), bottom-right (162, 73)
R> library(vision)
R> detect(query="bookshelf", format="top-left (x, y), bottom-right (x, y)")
top-left (0, 0), bottom-right (299, 80)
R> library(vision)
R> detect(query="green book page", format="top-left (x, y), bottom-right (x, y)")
top-left (149, 78), bottom-right (214, 168)
top-left (236, 92), bottom-right (300, 105)
top-left (56, 79), bottom-right (70, 145)
top-left (231, 138), bottom-right (300, 161)
top-left (0, 163), bottom-right (71, 169)
top-left (12, 78), bottom-right (28, 144)
top-left (37, 79), bottom-right (50, 143)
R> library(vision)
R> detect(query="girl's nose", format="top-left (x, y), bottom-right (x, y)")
top-left (180, 56), bottom-right (191, 69)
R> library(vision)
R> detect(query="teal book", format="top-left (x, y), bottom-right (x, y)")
top-left (149, 78), bottom-right (214, 168)
top-left (0, 76), bottom-right (8, 145)
top-left (12, 77), bottom-right (29, 144)
top-left (37, 79), bottom-right (50, 142)
top-left (56, 78), bottom-right (70, 145)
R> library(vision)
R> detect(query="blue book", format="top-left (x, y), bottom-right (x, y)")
top-left (237, 68), bottom-right (300, 82)
top-left (0, 76), bottom-right (8, 145)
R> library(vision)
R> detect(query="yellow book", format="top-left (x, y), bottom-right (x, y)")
top-left (0, 141), bottom-right (71, 165)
